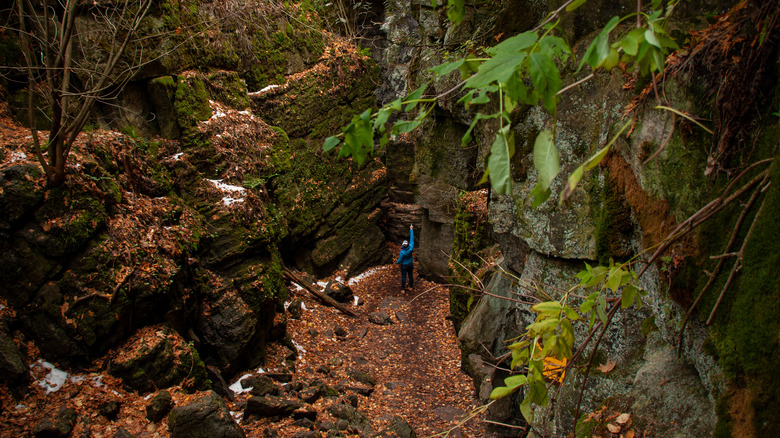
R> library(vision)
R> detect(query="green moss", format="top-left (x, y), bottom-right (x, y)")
top-left (448, 191), bottom-right (493, 331)
top-left (591, 169), bottom-right (633, 265)
top-left (692, 148), bottom-right (780, 436)
top-left (174, 75), bottom-right (212, 135)
top-left (205, 71), bottom-right (250, 110)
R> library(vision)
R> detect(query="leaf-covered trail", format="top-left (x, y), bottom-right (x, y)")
top-left (272, 262), bottom-right (486, 436)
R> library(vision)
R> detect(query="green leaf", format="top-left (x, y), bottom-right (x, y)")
top-left (465, 53), bottom-right (527, 89)
top-left (529, 380), bottom-right (549, 406)
top-left (560, 318), bottom-right (575, 353)
top-left (563, 305), bottom-right (580, 321)
top-left (487, 126), bottom-right (515, 194)
top-left (561, 165), bottom-right (584, 204)
top-left (342, 109), bottom-right (374, 165)
top-left (580, 297), bottom-right (596, 313)
top-left (644, 28), bottom-right (661, 48)
top-left (392, 119), bottom-right (422, 135)
top-left (579, 15), bottom-right (620, 71)
top-left (520, 394), bottom-right (533, 422)
top-left (620, 28), bottom-right (645, 56)
top-left (490, 385), bottom-right (515, 399)
top-left (486, 31), bottom-right (537, 55)
top-left (622, 284), bottom-right (638, 309)
top-left (530, 183), bottom-right (552, 208)
top-left (505, 374), bottom-right (528, 388)
top-left (447, 0), bottom-right (465, 25)
top-left (429, 59), bottom-right (465, 76)
top-left (323, 136), bottom-right (341, 151)
top-left (533, 129), bottom-right (559, 191)
top-left (529, 51), bottom-right (562, 112)
top-left (566, 0), bottom-right (588, 11)
top-left (596, 303), bottom-right (608, 325)
top-left (389, 98), bottom-right (403, 111)
top-left (511, 347), bottom-right (530, 369)
top-left (527, 318), bottom-right (559, 336)
top-left (532, 301), bottom-right (562, 316)
top-left (374, 108), bottom-right (392, 133)
top-left (403, 83), bottom-right (427, 111)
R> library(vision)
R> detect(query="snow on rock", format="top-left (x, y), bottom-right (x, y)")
top-left (229, 373), bottom-right (254, 395)
top-left (249, 84), bottom-right (282, 95)
top-left (9, 151), bottom-right (27, 163)
top-left (206, 179), bottom-right (246, 206)
top-left (30, 360), bottom-right (69, 394)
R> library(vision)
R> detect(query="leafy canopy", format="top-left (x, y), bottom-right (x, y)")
top-left (324, 0), bottom-right (678, 206)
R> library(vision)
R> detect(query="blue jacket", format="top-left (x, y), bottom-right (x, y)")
top-left (396, 229), bottom-right (414, 266)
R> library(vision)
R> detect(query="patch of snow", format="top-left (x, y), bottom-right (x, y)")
top-left (292, 340), bottom-right (306, 355)
top-left (70, 375), bottom-right (86, 384)
top-left (207, 179), bottom-right (246, 206)
top-left (250, 84), bottom-right (281, 95)
top-left (0, 304), bottom-right (5, 310)
top-left (229, 373), bottom-right (254, 395)
top-left (290, 283), bottom-right (305, 293)
top-left (256, 367), bottom-right (265, 374)
top-left (91, 375), bottom-right (104, 387)
top-left (316, 280), bottom-right (328, 289)
top-left (31, 360), bottom-right (69, 394)
top-left (284, 301), bottom-right (291, 310)
top-left (208, 179), bottom-right (246, 193)
top-left (222, 196), bottom-right (244, 206)
top-left (347, 267), bottom-right (385, 285)
top-left (144, 393), bottom-right (154, 400)
top-left (9, 151), bottom-right (27, 163)
top-left (230, 410), bottom-right (244, 424)
top-left (238, 110), bottom-right (252, 117)
top-left (15, 404), bottom-right (25, 411)
top-left (172, 152), bottom-right (185, 160)
top-left (301, 302), bottom-right (309, 311)
top-left (353, 296), bottom-right (360, 306)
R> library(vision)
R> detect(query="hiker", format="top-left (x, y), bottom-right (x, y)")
top-left (396, 224), bottom-right (414, 289)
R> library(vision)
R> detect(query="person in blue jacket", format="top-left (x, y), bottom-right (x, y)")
top-left (396, 225), bottom-right (414, 289)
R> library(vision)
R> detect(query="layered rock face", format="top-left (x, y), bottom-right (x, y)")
top-left (372, 0), bottom-right (779, 436)
top-left (0, 0), bottom-right (390, 388)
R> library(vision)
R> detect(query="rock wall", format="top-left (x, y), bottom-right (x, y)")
top-left (373, 0), bottom-right (780, 436)
top-left (0, 0), bottom-right (392, 394)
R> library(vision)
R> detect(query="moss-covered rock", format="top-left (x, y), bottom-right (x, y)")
top-left (174, 73), bottom-right (212, 135)
top-left (147, 76), bottom-right (181, 139)
top-left (109, 325), bottom-right (208, 393)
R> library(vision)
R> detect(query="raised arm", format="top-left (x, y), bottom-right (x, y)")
top-left (409, 225), bottom-right (414, 251)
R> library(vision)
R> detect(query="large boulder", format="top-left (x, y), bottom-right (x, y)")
top-left (168, 391), bottom-right (245, 438)
top-left (108, 325), bottom-right (207, 393)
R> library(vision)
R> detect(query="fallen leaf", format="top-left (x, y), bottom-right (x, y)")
top-left (616, 412), bottom-right (631, 424)
top-left (607, 423), bottom-right (621, 433)
top-left (598, 358), bottom-right (617, 373)
top-left (625, 430), bottom-right (636, 438)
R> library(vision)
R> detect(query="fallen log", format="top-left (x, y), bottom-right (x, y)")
top-left (283, 267), bottom-right (358, 318)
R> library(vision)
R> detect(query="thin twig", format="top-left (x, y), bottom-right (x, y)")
top-left (676, 174), bottom-right (766, 356)
top-left (573, 300), bottom-right (621, 435)
top-left (706, 182), bottom-right (770, 325)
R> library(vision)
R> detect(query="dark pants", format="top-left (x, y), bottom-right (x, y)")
top-left (401, 263), bottom-right (414, 288)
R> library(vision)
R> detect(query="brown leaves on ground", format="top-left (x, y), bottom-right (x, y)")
top-left (244, 257), bottom-right (485, 437)
top-left (0, 256), bottom-right (485, 438)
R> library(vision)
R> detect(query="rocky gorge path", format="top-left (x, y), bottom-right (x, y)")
top-left (249, 260), bottom-right (486, 437)
top-left (0, 257), bottom-right (485, 438)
